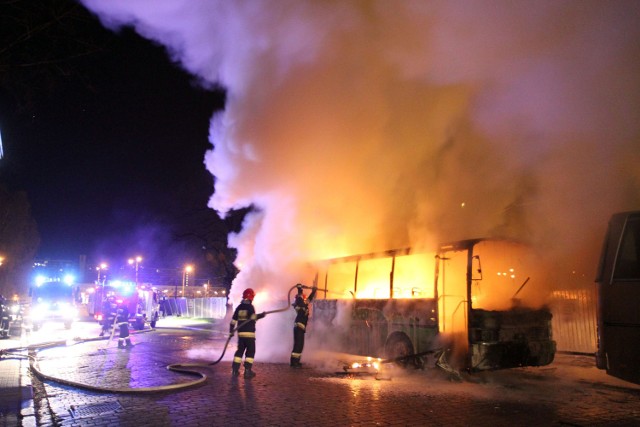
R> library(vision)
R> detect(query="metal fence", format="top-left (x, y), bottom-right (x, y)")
top-left (162, 297), bottom-right (227, 320)
top-left (155, 291), bottom-right (598, 353)
top-left (548, 287), bottom-right (598, 354)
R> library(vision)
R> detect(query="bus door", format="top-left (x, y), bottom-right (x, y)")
top-left (596, 212), bottom-right (640, 384)
top-left (435, 244), bottom-right (469, 337)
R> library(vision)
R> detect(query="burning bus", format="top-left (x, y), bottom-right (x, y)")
top-left (311, 238), bottom-right (556, 372)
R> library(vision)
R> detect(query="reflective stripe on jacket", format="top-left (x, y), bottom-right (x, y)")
top-left (230, 299), bottom-right (265, 336)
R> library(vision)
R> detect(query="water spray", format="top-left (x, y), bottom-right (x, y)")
top-left (168, 283), bottom-right (304, 370)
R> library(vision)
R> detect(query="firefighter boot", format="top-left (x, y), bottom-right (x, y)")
top-left (231, 362), bottom-right (240, 377)
top-left (118, 339), bottom-right (126, 349)
top-left (125, 337), bottom-right (134, 347)
top-left (290, 357), bottom-right (302, 368)
top-left (244, 365), bottom-right (256, 379)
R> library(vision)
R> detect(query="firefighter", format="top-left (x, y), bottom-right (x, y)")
top-left (116, 301), bottom-right (133, 348)
top-left (0, 295), bottom-right (9, 338)
top-left (99, 297), bottom-right (117, 337)
top-left (290, 283), bottom-right (317, 368)
top-left (230, 288), bottom-right (266, 378)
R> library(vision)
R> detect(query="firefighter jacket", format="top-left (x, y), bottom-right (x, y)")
top-left (117, 304), bottom-right (129, 324)
top-left (230, 299), bottom-right (266, 338)
top-left (293, 287), bottom-right (317, 331)
top-left (103, 301), bottom-right (117, 322)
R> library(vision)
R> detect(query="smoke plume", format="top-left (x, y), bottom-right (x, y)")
top-left (82, 0), bottom-right (640, 356)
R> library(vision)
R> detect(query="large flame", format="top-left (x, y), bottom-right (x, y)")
top-left (319, 253), bottom-right (435, 300)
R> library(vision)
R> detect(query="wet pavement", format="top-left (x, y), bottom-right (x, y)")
top-left (3, 317), bottom-right (640, 426)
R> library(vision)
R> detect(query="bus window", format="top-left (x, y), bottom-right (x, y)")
top-left (613, 217), bottom-right (640, 280)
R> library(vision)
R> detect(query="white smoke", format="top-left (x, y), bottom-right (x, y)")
top-left (83, 0), bottom-right (640, 359)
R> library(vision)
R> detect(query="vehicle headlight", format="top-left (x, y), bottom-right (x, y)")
top-left (63, 308), bottom-right (78, 319)
top-left (31, 304), bottom-right (48, 320)
top-left (35, 303), bottom-right (48, 311)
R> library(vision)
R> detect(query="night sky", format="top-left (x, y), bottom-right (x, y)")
top-left (0, 2), bottom-right (228, 268)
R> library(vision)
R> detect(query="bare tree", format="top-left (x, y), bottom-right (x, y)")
top-left (0, 0), bottom-right (108, 112)
top-left (0, 185), bottom-right (39, 297)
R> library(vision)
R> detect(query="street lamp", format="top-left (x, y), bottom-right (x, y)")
top-left (96, 263), bottom-right (107, 284)
top-left (182, 265), bottom-right (193, 297)
top-left (128, 256), bottom-right (142, 286)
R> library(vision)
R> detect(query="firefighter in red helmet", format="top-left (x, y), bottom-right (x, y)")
top-left (290, 283), bottom-right (317, 368)
top-left (230, 288), bottom-right (266, 378)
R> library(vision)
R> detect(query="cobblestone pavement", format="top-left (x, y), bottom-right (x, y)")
top-left (19, 322), bottom-right (640, 426)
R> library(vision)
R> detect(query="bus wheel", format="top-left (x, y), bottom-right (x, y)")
top-left (385, 332), bottom-right (414, 368)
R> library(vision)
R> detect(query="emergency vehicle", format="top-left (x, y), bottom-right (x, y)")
top-left (90, 280), bottom-right (159, 330)
top-left (29, 275), bottom-right (79, 330)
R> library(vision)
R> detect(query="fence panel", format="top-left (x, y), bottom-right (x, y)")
top-left (548, 287), bottom-right (598, 354)
top-left (164, 297), bottom-right (227, 319)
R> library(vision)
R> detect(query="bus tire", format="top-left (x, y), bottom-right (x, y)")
top-left (385, 331), bottom-right (415, 368)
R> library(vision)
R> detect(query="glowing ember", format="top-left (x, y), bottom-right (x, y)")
top-left (344, 357), bottom-right (383, 374)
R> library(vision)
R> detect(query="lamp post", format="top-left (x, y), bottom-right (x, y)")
top-left (128, 256), bottom-right (142, 286)
top-left (96, 263), bottom-right (107, 284)
top-left (0, 256), bottom-right (5, 292)
top-left (182, 265), bottom-right (193, 298)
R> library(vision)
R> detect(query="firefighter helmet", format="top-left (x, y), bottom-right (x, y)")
top-left (242, 288), bottom-right (255, 301)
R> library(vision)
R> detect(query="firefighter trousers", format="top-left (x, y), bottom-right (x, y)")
top-left (291, 326), bottom-right (306, 363)
top-left (233, 337), bottom-right (256, 368)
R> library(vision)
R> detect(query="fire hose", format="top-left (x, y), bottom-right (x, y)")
top-left (0, 283), bottom-right (307, 394)
top-left (167, 283), bottom-right (305, 370)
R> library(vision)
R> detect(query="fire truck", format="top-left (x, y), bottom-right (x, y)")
top-left (311, 238), bottom-right (556, 372)
top-left (89, 280), bottom-right (159, 330)
top-left (29, 275), bottom-right (79, 330)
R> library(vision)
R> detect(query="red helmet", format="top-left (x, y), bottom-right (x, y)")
top-left (242, 288), bottom-right (255, 301)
